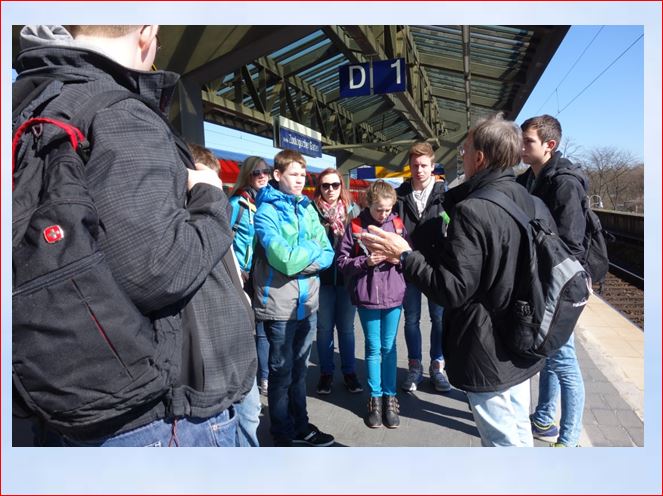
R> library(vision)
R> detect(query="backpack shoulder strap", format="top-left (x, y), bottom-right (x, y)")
top-left (351, 217), bottom-right (363, 234)
top-left (469, 188), bottom-right (536, 234)
top-left (392, 216), bottom-right (404, 235)
top-left (231, 204), bottom-right (246, 234)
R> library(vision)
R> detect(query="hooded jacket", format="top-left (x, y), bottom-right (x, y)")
top-left (252, 183), bottom-right (334, 321)
top-left (402, 168), bottom-right (546, 393)
top-left (337, 210), bottom-right (407, 310)
top-left (229, 188), bottom-right (259, 273)
top-left (517, 151), bottom-right (589, 265)
top-left (14, 26), bottom-right (255, 438)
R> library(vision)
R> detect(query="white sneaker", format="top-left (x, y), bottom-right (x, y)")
top-left (401, 360), bottom-right (424, 392)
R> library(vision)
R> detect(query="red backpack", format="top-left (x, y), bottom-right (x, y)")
top-left (350, 216), bottom-right (404, 256)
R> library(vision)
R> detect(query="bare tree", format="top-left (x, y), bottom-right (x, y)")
top-left (581, 146), bottom-right (643, 212)
top-left (560, 136), bottom-right (583, 162)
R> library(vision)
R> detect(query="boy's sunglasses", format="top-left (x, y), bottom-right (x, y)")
top-left (321, 182), bottom-right (341, 190)
top-left (251, 168), bottom-right (272, 177)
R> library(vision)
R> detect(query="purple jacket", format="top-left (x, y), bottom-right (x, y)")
top-left (337, 209), bottom-right (408, 309)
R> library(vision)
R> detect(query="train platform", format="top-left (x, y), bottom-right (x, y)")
top-left (11, 293), bottom-right (643, 448)
top-left (255, 292), bottom-right (644, 447)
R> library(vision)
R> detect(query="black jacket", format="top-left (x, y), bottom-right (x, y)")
top-left (394, 180), bottom-right (447, 257)
top-left (402, 168), bottom-right (546, 392)
top-left (517, 152), bottom-right (588, 265)
top-left (15, 34), bottom-right (255, 438)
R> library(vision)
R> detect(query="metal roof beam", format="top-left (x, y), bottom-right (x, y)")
top-left (325, 25), bottom-right (443, 142)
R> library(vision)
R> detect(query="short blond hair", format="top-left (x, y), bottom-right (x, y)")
top-left (366, 180), bottom-right (397, 206)
top-left (64, 25), bottom-right (140, 38)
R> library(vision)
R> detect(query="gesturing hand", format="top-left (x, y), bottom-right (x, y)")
top-left (361, 225), bottom-right (411, 259)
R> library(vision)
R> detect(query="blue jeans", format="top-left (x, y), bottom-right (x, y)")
top-left (256, 320), bottom-right (269, 381)
top-left (403, 283), bottom-right (444, 362)
top-left (264, 313), bottom-right (316, 441)
top-left (532, 333), bottom-right (585, 446)
top-left (467, 379), bottom-right (533, 447)
top-left (234, 379), bottom-right (261, 447)
top-left (60, 409), bottom-right (236, 447)
top-left (357, 307), bottom-right (402, 397)
top-left (316, 285), bottom-right (357, 376)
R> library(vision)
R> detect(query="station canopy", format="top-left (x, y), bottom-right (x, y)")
top-left (13, 25), bottom-right (569, 182)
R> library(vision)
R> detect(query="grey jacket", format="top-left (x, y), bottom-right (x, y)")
top-left (15, 26), bottom-right (255, 438)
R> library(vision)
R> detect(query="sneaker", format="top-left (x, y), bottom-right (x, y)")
top-left (429, 361), bottom-right (451, 392)
top-left (259, 378), bottom-right (268, 397)
top-left (530, 416), bottom-right (559, 440)
top-left (401, 359), bottom-right (423, 392)
top-left (343, 373), bottom-right (364, 393)
top-left (316, 374), bottom-right (333, 395)
top-left (293, 423), bottom-right (335, 447)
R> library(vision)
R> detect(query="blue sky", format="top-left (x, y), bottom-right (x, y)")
top-left (516, 25), bottom-right (644, 162)
top-left (206, 25), bottom-right (645, 168)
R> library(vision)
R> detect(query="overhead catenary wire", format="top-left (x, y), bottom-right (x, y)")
top-left (556, 33), bottom-right (644, 116)
top-left (535, 26), bottom-right (604, 115)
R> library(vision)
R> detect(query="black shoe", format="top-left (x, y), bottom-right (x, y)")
top-left (383, 395), bottom-right (400, 429)
top-left (293, 423), bottom-right (335, 447)
top-left (316, 374), bottom-right (333, 395)
top-left (364, 396), bottom-right (382, 428)
top-left (343, 373), bottom-right (364, 394)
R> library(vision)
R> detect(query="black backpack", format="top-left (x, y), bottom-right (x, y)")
top-left (12, 79), bottom-right (175, 432)
top-left (471, 188), bottom-right (592, 359)
top-left (583, 204), bottom-right (610, 287)
top-left (556, 171), bottom-right (611, 288)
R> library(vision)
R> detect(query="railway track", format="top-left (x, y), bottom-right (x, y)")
top-left (594, 269), bottom-right (644, 330)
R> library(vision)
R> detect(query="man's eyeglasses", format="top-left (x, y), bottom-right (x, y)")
top-left (321, 182), bottom-right (341, 191)
top-left (251, 168), bottom-right (271, 177)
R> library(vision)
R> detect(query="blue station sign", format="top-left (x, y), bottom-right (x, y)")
top-left (274, 116), bottom-right (322, 158)
top-left (339, 58), bottom-right (407, 98)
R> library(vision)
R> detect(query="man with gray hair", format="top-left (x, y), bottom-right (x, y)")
top-left (361, 114), bottom-right (553, 446)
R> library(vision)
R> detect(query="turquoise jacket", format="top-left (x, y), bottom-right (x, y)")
top-left (229, 190), bottom-right (257, 273)
top-left (252, 183), bottom-right (334, 320)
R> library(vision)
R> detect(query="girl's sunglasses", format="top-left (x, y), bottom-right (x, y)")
top-left (321, 182), bottom-right (341, 190)
top-left (251, 168), bottom-right (272, 177)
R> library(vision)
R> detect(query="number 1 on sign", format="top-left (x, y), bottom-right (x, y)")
top-left (391, 59), bottom-right (401, 84)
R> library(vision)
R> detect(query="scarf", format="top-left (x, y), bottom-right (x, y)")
top-left (316, 199), bottom-right (346, 239)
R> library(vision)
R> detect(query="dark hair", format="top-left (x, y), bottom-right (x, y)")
top-left (313, 168), bottom-right (351, 207)
top-left (273, 149), bottom-right (306, 173)
top-left (187, 143), bottom-right (219, 173)
top-left (521, 114), bottom-right (562, 151)
top-left (471, 113), bottom-right (523, 170)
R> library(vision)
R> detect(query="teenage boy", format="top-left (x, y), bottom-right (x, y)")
top-left (519, 115), bottom-right (586, 448)
top-left (394, 142), bottom-right (451, 393)
top-left (252, 150), bottom-right (335, 447)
